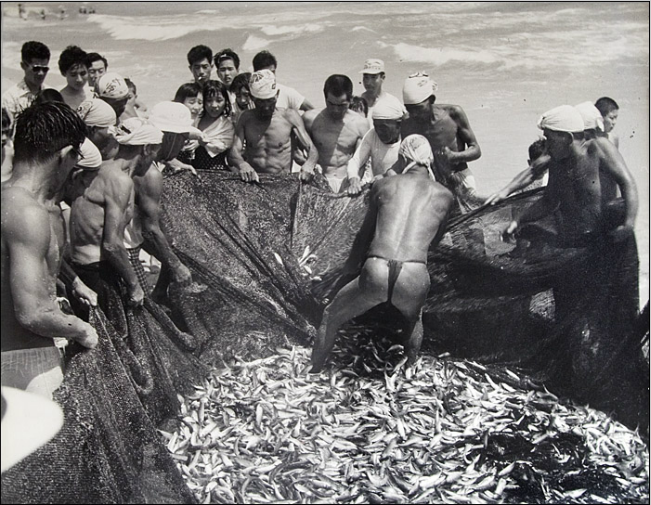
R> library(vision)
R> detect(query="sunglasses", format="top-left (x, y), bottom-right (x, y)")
top-left (23, 62), bottom-right (50, 73)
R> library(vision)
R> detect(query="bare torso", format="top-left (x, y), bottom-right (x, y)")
top-left (1, 187), bottom-right (65, 350)
top-left (368, 173), bottom-right (454, 262)
top-left (304, 109), bottom-right (369, 178)
top-left (67, 163), bottom-right (134, 265)
top-left (240, 108), bottom-right (295, 174)
top-left (402, 104), bottom-right (468, 170)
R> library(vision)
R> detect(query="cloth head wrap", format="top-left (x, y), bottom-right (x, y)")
top-left (399, 134), bottom-right (435, 180)
top-left (76, 138), bottom-right (103, 170)
top-left (402, 72), bottom-right (437, 105)
top-left (537, 105), bottom-right (585, 133)
top-left (115, 117), bottom-right (163, 146)
top-left (574, 101), bottom-right (604, 131)
top-left (148, 101), bottom-right (201, 135)
top-left (95, 72), bottom-right (129, 100)
top-left (372, 94), bottom-right (405, 120)
top-left (77, 98), bottom-right (117, 127)
top-left (249, 69), bottom-right (278, 100)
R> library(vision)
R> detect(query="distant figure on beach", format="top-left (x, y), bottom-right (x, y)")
top-left (311, 134), bottom-right (453, 373)
top-left (229, 69), bottom-right (317, 183)
top-left (214, 48), bottom-right (240, 109)
top-left (230, 72), bottom-right (253, 126)
top-left (39, 9), bottom-right (45, 20)
top-left (346, 93), bottom-right (404, 195)
top-left (302, 75), bottom-right (369, 193)
top-left (401, 72), bottom-right (483, 213)
top-left (2, 41), bottom-right (52, 125)
top-left (595, 96), bottom-right (620, 149)
top-left (58, 45), bottom-right (90, 110)
top-left (187, 45), bottom-right (213, 89)
top-left (95, 72), bottom-right (130, 122)
top-left (252, 50), bottom-right (313, 112)
top-left (58, 5), bottom-right (66, 19)
top-left (18, 3), bottom-right (26, 20)
top-left (1, 102), bottom-right (98, 399)
top-left (86, 53), bottom-right (107, 88)
top-left (77, 98), bottom-right (119, 161)
top-left (503, 104), bottom-right (638, 398)
top-left (359, 58), bottom-right (405, 128)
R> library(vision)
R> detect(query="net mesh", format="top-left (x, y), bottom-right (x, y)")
top-left (2, 170), bottom-right (647, 502)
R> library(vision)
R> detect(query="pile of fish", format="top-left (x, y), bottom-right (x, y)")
top-left (162, 331), bottom-right (649, 504)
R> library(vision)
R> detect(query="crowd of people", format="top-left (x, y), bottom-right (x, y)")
top-left (0, 40), bottom-right (640, 417)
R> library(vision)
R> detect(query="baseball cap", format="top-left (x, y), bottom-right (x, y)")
top-left (359, 58), bottom-right (385, 75)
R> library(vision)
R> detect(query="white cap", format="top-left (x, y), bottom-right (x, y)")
top-left (1, 387), bottom-right (63, 473)
top-left (95, 72), bottom-right (129, 100)
top-left (574, 101), bottom-right (604, 131)
top-left (115, 117), bottom-right (164, 145)
top-left (402, 72), bottom-right (438, 105)
top-left (76, 137), bottom-right (103, 169)
top-left (148, 101), bottom-right (201, 135)
top-left (372, 94), bottom-right (405, 120)
top-left (359, 58), bottom-right (385, 75)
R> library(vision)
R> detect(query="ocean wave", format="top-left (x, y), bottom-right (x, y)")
top-left (260, 24), bottom-right (325, 37)
top-left (389, 42), bottom-right (501, 67)
top-left (242, 35), bottom-right (271, 53)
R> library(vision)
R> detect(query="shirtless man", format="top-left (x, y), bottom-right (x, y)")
top-left (67, 136), bottom-right (144, 311)
top-left (1, 102), bottom-right (98, 399)
top-left (228, 69), bottom-right (318, 183)
top-left (302, 75), bottom-right (369, 192)
top-left (401, 72), bottom-right (482, 213)
top-left (311, 135), bottom-right (453, 372)
top-left (77, 98), bottom-right (119, 160)
top-left (141, 102), bottom-right (200, 299)
top-left (503, 105), bottom-right (638, 395)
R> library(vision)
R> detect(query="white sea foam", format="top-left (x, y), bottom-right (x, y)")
top-left (242, 35), bottom-right (272, 53)
top-left (260, 24), bottom-right (325, 37)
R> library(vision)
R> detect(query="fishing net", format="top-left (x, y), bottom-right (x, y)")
top-left (2, 170), bottom-right (647, 503)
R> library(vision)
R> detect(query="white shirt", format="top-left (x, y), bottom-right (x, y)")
top-left (347, 129), bottom-right (400, 180)
top-left (2, 79), bottom-right (52, 124)
top-left (276, 83), bottom-right (305, 111)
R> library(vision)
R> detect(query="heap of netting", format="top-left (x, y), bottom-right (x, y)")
top-left (2, 171), bottom-right (647, 503)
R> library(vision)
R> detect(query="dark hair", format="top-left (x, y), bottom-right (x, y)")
top-left (214, 48), bottom-right (240, 70)
top-left (35, 88), bottom-right (65, 104)
top-left (13, 102), bottom-right (86, 165)
top-left (21, 41), bottom-right (50, 63)
top-left (595, 97), bottom-right (619, 116)
top-left (58, 45), bottom-right (89, 75)
top-left (124, 78), bottom-right (137, 95)
top-left (528, 138), bottom-right (546, 162)
top-left (187, 45), bottom-right (213, 66)
top-left (2, 108), bottom-right (11, 129)
top-left (86, 52), bottom-right (108, 70)
top-left (252, 50), bottom-right (277, 71)
top-left (173, 82), bottom-right (203, 103)
top-left (323, 74), bottom-right (353, 101)
top-left (231, 72), bottom-right (251, 94)
top-left (202, 80), bottom-right (232, 117)
top-left (349, 96), bottom-right (368, 117)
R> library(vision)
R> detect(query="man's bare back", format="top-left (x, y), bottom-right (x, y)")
top-left (368, 172), bottom-right (453, 262)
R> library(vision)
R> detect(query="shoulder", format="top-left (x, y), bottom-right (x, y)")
top-left (101, 165), bottom-right (133, 190)
top-left (347, 112), bottom-right (370, 131)
top-left (438, 103), bottom-right (465, 119)
top-left (1, 189), bottom-right (50, 241)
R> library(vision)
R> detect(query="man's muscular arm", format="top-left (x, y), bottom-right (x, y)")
top-left (227, 112), bottom-right (259, 183)
top-left (443, 105), bottom-right (481, 167)
top-left (138, 166), bottom-right (192, 286)
top-left (4, 201), bottom-right (97, 348)
top-left (103, 174), bottom-right (144, 306)
top-left (287, 109), bottom-right (318, 180)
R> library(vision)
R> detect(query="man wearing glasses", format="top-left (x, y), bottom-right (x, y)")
top-left (302, 74), bottom-right (369, 192)
top-left (2, 41), bottom-right (52, 125)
